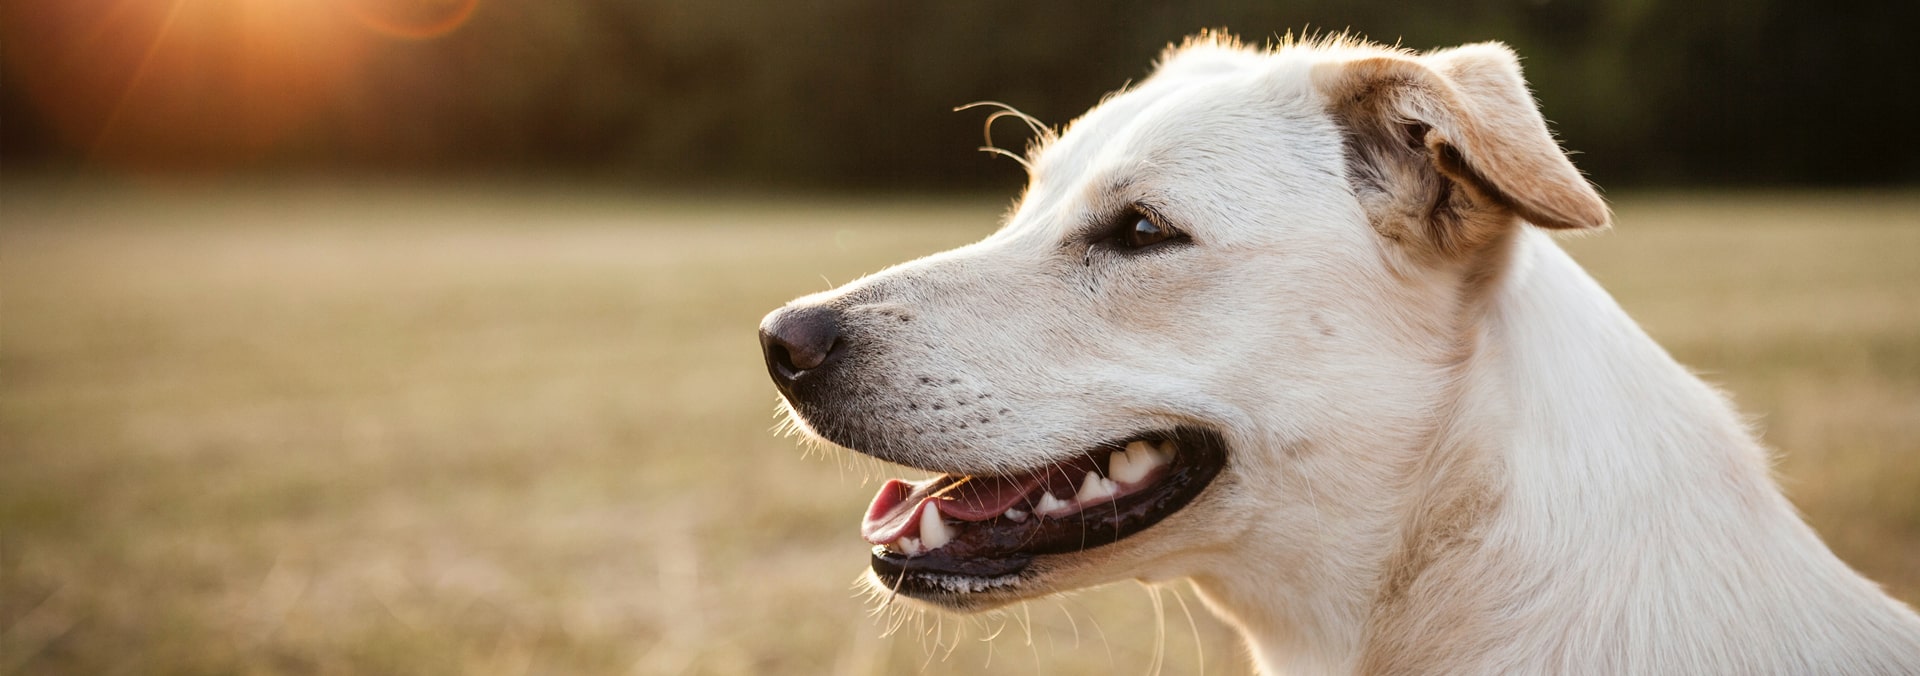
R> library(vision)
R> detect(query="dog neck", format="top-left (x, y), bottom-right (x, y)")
top-left (1195, 229), bottom-right (1920, 674)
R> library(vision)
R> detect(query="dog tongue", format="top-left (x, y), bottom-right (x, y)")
top-left (861, 473), bottom-right (1041, 545)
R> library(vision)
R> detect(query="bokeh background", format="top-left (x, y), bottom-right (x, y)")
top-left (3, 1), bottom-right (1917, 674)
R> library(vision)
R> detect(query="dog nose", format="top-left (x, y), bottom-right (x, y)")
top-left (760, 305), bottom-right (845, 383)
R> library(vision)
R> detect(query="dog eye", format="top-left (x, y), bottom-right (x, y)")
top-left (1115, 214), bottom-right (1184, 250)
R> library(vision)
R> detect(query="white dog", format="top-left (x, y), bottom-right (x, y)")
top-left (759, 34), bottom-right (1920, 674)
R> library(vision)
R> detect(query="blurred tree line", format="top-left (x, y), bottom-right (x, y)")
top-left (4, 0), bottom-right (1916, 190)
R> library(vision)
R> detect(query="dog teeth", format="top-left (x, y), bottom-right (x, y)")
top-left (898, 537), bottom-right (923, 556)
top-left (1025, 443), bottom-right (1174, 520)
top-left (1111, 440), bottom-right (1170, 484)
top-left (1111, 444), bottom-right (1145, 483)
top-left (919, 503), bottom-right (953, 550)
top-left (1003, 507), bottom-right (1027, 522)
top-left (1035, 492), bottom-right (1073, 516)
top-left (1075, 471), bottom-right (1119, 503)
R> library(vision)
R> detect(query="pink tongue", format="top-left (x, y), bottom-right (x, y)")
top-left (861, 472), bottom-right (1043, 545)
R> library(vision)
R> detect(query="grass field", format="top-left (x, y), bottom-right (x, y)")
top-left (2, 183), bottom-right (1916, 675)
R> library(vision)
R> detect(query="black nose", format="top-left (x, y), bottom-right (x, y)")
top-left (759, 305), bottom-right (845, 384)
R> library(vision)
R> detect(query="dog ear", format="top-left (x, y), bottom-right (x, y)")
top-left (1312, 43), bottom-right (1608, 256)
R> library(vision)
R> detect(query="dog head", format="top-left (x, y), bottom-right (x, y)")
top-left (760, 35), bottom-right (1605, 611)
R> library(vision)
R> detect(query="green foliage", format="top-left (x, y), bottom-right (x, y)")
top-left (3, 1), bottom-right (1915, 187)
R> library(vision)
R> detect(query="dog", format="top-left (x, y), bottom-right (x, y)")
top-left (758, 34), bottom-right (1920, 674)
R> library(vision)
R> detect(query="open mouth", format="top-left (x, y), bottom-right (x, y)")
top-left (864, 426), bottom-right (1226, 594)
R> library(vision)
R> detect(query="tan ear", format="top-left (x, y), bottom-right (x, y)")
top-left (1313, 43), bottom-right (1608, 254)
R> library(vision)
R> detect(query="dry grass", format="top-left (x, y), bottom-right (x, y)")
top-left (1, 183), bottom-right (1915, 675)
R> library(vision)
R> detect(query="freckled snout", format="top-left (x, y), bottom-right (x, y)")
top-left (759, 304), bottom-right (846, 391)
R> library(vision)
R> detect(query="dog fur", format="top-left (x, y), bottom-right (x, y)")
top-left (768, 34), bottom-right (1920, 674)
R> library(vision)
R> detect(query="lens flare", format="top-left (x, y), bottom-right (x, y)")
top-left (1, 0), bottom-right (378, 171)
top-left (346, 0), bottom-right (479, 41)
top-left (0, 0), bottom-right (478, 173)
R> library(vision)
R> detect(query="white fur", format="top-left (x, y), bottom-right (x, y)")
top-left (772, 35), bottom-right (1920, 674)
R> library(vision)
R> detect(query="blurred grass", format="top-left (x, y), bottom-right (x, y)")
top-left (1, 183), bottom-right (1915, 675)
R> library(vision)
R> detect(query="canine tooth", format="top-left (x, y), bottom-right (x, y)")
top-left (1110, 449), bottom-right (1148, 484)
top-left (1137, 442), bottom-right (1172, 470)
top-left (1003, 507), bottom-right (1028, 522)
top-left (1075, 471), bottom-right (1117, 502)
top-left (919, 504), bottom-right (953, 550)
top-left (1035, 492), bottom-right (1072, 516)
top-left (900, 537), bottom-right (923, 556)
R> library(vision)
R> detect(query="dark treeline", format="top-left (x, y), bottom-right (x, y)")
top-left (5, 0), bottom-right (1917, 190)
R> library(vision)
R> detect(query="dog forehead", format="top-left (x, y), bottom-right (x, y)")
top-left (1038, 65), bottom-right (1270, 180)
top-left (1003, 51), bottom-right (1340, 244)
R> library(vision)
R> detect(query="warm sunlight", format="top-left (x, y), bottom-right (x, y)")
top-left (1, 0), bottom-right (478, 170)
top-left (348, 0), bottom-right (479, 40)
top-left (5, 5), bottom-right (1913, 674)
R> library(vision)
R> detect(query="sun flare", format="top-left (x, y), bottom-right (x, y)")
top-left (1, 0), bottom-right (479, 171)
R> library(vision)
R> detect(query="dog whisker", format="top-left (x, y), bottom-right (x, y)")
top-left (1146, 583), bottom-right (1168, 676)
top-left (1171, 582), bottom-right (1207, 676)
top-left (974, 146), bottom-right (1033, 172)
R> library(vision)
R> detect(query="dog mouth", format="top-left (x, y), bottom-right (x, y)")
top-left (864, 426), bottom-right (1226, 594)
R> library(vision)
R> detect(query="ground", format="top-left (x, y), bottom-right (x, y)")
top-left (2, 183), bottom-right (1915, 674)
